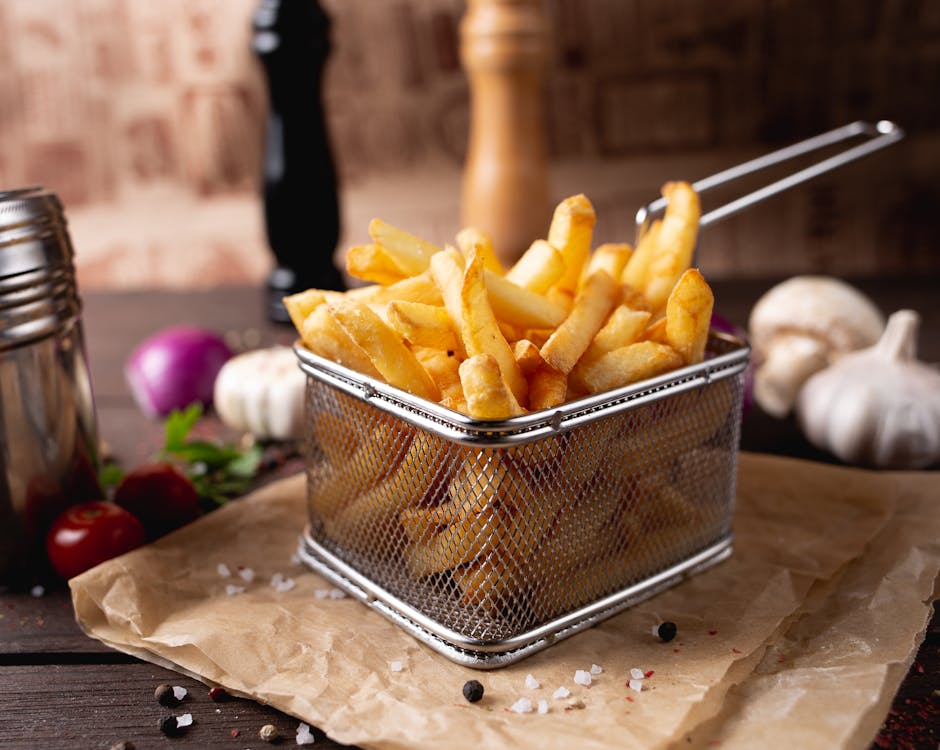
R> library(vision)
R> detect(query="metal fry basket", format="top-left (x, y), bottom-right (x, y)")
top-left (295, 120), bottom-right (902, 668)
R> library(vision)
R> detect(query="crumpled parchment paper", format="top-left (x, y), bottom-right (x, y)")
top-left (70, 453), bottom-right (940, 750)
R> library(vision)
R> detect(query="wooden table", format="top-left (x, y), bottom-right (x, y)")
top-left (1, 278), bottom-right (937, 749)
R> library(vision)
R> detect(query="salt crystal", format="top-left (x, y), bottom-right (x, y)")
top-left (238, 567), bottom-right (255, 583)
top-left (172, 686), bottom-right (188, 701)
top-left (509, 697), bottom-right (533, 714)
top-left (524, 674), bottom-right (540, 690)
top-left (290, 552), bottom-right (302, 565)
top-left (176, 713), bottom-right (194, 728)
top-left (573, 669), bottom-right (592, 686)
top-left (314, 589), bottom-right (329, 599)
top-left (390, 661), bottom-right (403, 672)
top-left (651, 623), bottom-right (661, 637)
top-left (296, 721), bottom-right (316, 745)
top-left (225, 585), bottom-right (246, 596)
top-left (552, 686), bottom-right (570, 699)
top-left (629, 679), bottom-right (644, 693)
top-left (590, 663), bottom-right (603, 675)
top-left (271, 572), bottom-right (285, 587)
top-left (217, 563), bottom-right (231, 578)
top-left (630, 667), bottom-right (645, 680)
top-left (30, 584), bottom-right (45, 598)
top-left (275, 577), bottom-right (296, 593)
top-left (328, 588), bottom-right (347, 599)
top-left (537, 699), bottom-right (549, 714)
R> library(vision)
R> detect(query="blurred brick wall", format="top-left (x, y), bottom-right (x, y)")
top-left (0, 0), bottom-right (937, 288)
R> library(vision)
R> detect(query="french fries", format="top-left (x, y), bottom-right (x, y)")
top-left (287, 183), bottom-right (734, 623)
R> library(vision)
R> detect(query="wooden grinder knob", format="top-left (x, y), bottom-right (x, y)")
top-left (460, 0), bottom-right (552, 267)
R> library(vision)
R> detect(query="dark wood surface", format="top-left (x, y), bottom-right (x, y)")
top-left (1, 278), bottom-right (937, 750)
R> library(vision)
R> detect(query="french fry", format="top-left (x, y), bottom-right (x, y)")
top-left (504, 239), bottom-right (565, 293)
top-left (581, 341), bottom-right (684, 393)
top-left (369, 218), bottom-right (440, 276)
top-left (346, 243), bottom-right (410, 285)
top-left (581, 242), bottom-right (632, 290)
top-left (540, 270), bottom-right (620, 374)
top-left (512, 339), bottom-right (543, 377)
top-left (429, 246), bottom-right (467, 331)
top-left (484, 270), bottom-right (568, 329)
top-left (413, 345), bottom-right (466, 413)
top-left (459, 354), bottom-right (524, 420)
top-left (621, 220), bottom-right (662, 292)
top-left (325, 430), bottom-right (448, 549)
top-left (282, 288), bottom-right (341, 333)
top-left (452, 553), bottom-right (523, 610)
top-left (665, 268), bottom-right (714, 364)
top-left (345, 270), bottom-right (443, 307)
top-left (643, 181), bottom-right (701, 313)
top-left (300, 304), bottom-right (384, 380)
top-left (640, 317), bottom-right (669, 344)
top-left (569, 306), bottom-right (651, 392)
top-left (308, 420), bottom-right (402, 519)
top-left (386, 300), bottom-right (460, 352)
top-left (460, 249), bottom-right (528, 405)
top-left (548, 194), bottom-right (596, 297)
top-left (328, 300), bottom-right (440, 401)
top-left (456, 226), bottom-right (503, 275)
top-left (529, 363), bottom-right (568, 410)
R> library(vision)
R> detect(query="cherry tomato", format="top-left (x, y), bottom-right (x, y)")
top-left (46, 502), bottom-right (146, 580)
top-left (113, 462), bottom-right (201, 540)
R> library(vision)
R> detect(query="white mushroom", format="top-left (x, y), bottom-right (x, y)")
top-left (747, 276), bottom-right (885, 418)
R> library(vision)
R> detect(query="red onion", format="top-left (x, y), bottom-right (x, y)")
top-left (126, 326), bottom-right (233, 417)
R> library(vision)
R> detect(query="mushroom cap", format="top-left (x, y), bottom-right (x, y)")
top-left (748, 276), bottom-right (885, 361)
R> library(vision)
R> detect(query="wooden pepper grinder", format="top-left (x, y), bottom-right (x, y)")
top-left (460, 0), bottom-right (552, 267)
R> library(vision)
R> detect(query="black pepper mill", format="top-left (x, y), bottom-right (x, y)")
top-left (253, 0), bottom-right (344, 323)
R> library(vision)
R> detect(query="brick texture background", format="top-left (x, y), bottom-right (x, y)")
top-left (0, 0), bottom-right (937, 289)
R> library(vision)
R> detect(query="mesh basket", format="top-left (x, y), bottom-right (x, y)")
top-left (296, 333), bottom-right (748, 667)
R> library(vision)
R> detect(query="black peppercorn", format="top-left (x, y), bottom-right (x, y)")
top-left (462, 679), bottom-right (484, 703)
top-left (154, 683), bottom-right (179, 707)
top-left (657, 621), bottom-right (678, 642)
top-left (158, 716), bottom-right (180, 736)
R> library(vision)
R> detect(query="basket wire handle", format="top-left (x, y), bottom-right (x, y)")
top-left (635, 119), bottom-right (904, 234)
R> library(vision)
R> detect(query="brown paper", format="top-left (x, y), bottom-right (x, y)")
top-left (70, 453), bottom-right (940, 750)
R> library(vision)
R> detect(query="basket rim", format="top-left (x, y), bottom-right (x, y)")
top-left (294, 331), bottom-right (749, 447)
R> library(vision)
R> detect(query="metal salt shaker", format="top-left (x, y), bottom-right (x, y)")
top-left (0, 188), bottom-right (100, 583)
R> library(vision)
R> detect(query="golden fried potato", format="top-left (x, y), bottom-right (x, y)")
top-left (386, 300), bottom-right (460, 352)
top-left (328, 300), bottom-right (440, 401)
top-left (643, 181), bottom-right (701, 313)
top-left (581, 341), bottom-right (684, 393)
top-left (300, 304), bottom-right (384, 380)
top-left (547, 194), bottom-right (596, 297)
top-left (459, 354), bottom-right (524, 420)
top-left (345, 270), bottom-right (443, 307)
top-left (460, 249), bottom-right (528, 404)
top-left (346, 243), bottom-right (410, 285)
top-left (582, 242), bottom-right (632, 290)
top-left (665, 268), bottom-right (714, 364)
top-left (456, 226), bottom-right (503, 276)
top-left (540, 270), bottom-right (620, 375)
top-left (504, 239), bottom-right (565, 294)
top-left (621, 220), bottom-right (661, 292)
top-left (369, 218), bottom-right (440, 276)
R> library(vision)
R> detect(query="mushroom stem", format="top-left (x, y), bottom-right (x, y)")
top-left (753, 333), bottom-right (829, 418)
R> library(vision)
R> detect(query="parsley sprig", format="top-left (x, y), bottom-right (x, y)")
top-left (161, 404), bottom-right (263, 506)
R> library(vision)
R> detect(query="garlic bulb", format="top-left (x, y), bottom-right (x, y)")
top-left (213, 346), bottom-right (305, 441)
top-left (796, 310), bottom-right (940, 469)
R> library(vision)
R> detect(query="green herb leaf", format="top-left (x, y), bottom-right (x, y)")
top-left (165, 403), bottom-right (203, 451)
top-left (160, 404), bottom-right (263, 506)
